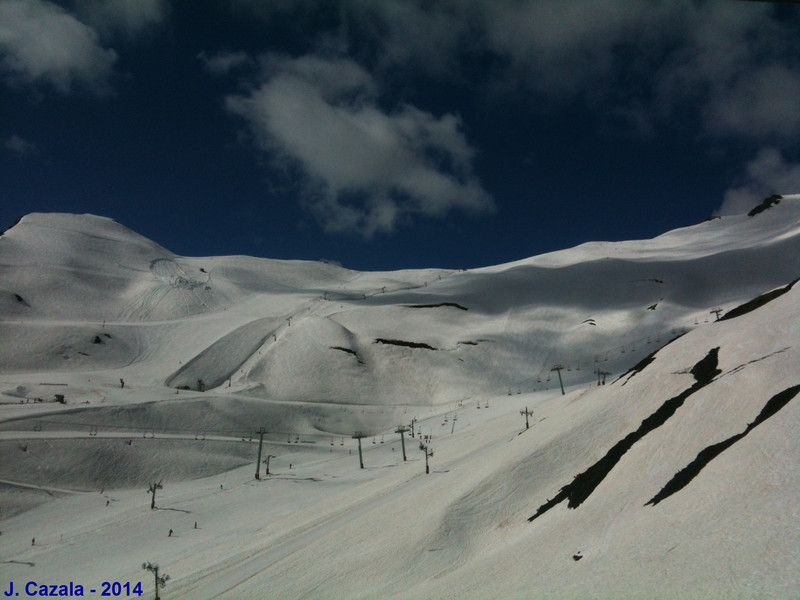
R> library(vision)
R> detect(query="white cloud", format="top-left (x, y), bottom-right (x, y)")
top-left (226, 55), bottom-right (494, 237)
top-left (3, 134), bottom-right (37, 156)
top-left (342, 1), bottom-right (800, 226)
top-left (0, 0), bottom-right (116, 95)
top-left (481, 0), bottom-right (666, 93)
top-left (652, 2), bottom-right (800, 142)
top-left (717, 148), bottom-right (800, 216)
top-left (220, 1), bottom-right (800, 146)
top-left (478, 1), bottom-right (800, 142)
top-left (198, 50), bottom-right (253, 76)
top-left (71, 0), bottom-right (168, 39)
top-left (339, 1), bottom-right (800, 143)
top-left (703, 64), bottom-right (800, 140)
top-left (346, 0), bottom-right (475, 77)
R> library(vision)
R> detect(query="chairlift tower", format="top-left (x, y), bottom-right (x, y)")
top-left (352, 432), bottom-right (367, 469)
top-left (520, 407), bottom-right (534, 430)
top-left (395, 425), bottom-right (409, 461)
top-left (419, 441), bottom-right (434, 474)
top-left (263, 454), bottom-right (276, 476)
top-left (551, 364), bottom-right (566, 395)
top-left (254, 427), bottom-right (267, 480)
top-left (148, 481), bottom-right (163, 510)
top-left (142, 562), bottom-right (169, 600)
top-left (595, 369), bottom-right (611, 385)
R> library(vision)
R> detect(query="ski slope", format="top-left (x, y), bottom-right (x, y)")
top-left (1, 197), bottom-right (798, 599)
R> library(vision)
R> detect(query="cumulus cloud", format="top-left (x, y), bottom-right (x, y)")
top-left (226, 55), bottom-right (494, 237)
top-left (717, 148), bottom-right (800, 216)
top-left (703, 64), bottom-right (800, 140)
top-left (652, 2), bottom-right (800, 142)
top-left (343, 1), bottom-right (800, 142)
top-left (217, 2), bottom-right (800, 231)
top-left (342, 0), bottom-right (800, 224)
top-left (71, 0), bottom-right (168, 39)
top-left (3, 134), bottom-right (37, 156)
top-left (198, 50), bottom-right (253, 76)
top-left (0, 0), bottom-right (116, 95)
top-left (482, 1), bottom-right (800, 141)
top-left (480, 0), bottom-right (668, 94)
top-left (224, 1), bottom-right (800, 144)
top-left (346, 0), bottom-right (475, 77)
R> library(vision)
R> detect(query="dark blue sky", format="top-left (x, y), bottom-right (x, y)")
top-left (2, 1), bottom-right (799, 270)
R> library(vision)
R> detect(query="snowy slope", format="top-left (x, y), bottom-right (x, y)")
top-left (0, 198), bottom-right (799, 599)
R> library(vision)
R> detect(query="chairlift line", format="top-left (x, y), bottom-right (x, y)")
top-left (2, 416), bottom-right (488, 456)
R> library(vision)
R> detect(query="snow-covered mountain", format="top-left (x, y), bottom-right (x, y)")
top-left (1, 197), bottom-right (798, 599)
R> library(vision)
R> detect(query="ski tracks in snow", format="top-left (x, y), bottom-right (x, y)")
top-left (119, 258), bottom-right (213, 322)
top-left (168, 468), bottom-right (426, 599)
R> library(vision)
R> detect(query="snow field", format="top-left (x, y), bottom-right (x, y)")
top-left (1, 202), bottom-right (799, 598)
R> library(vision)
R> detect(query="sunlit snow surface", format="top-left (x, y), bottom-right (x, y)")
top-left (1, 199), bottom-right (799, 599)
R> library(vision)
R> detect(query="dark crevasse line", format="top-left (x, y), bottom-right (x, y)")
top-left (751, 383), bottom-right (800, 425)
top-left (646, 383), bottom-right (800, 506)
top-left (719, 277), bottom-right (798, 322)
top-left (615, 332), bottom-right (687, 387)
top-left (404, 302), bottom-right (469, 311)
top-left (329, 346), bottom-right (364, 363)
top-left (374, 338), bottom-right (438, 350)
top-left (616, 353), bottom-right (656, 386)
top-left (528, 348), bottom-right (721, 523)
